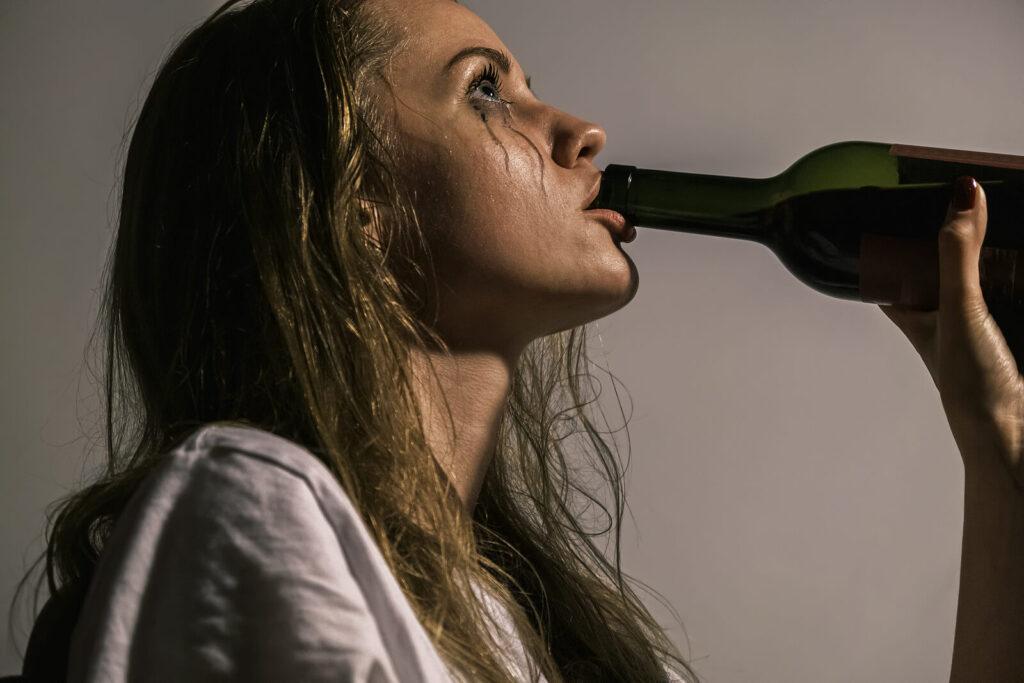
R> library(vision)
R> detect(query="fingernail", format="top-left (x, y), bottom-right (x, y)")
top-left (952, 176), bottom-right (977, 212)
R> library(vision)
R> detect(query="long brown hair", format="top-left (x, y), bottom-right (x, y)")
top-left (14, 0), bottom-right (700, 680)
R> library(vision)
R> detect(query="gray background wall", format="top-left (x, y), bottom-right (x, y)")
top-left (3, 0), bottom-right (1023, 680)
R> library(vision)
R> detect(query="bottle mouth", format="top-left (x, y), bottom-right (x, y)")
top-left (593, 164), bottom-right (636, 218)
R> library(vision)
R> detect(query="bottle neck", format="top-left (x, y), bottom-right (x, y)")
top-left (597, 165), bottom-right (781, 245)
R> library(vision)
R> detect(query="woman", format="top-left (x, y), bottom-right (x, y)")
top-left (14, 0), bottom-right (1024, 680)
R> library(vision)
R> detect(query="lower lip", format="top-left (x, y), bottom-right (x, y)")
top-left (583, 209), bottom-right (637, 243)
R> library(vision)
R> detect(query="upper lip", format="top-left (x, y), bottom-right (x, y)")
top-left (581, 174), bottom-right (602, 211)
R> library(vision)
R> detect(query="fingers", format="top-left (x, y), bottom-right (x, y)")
top-left (877, 177), bottom-right (988, 381)
top-left (937, 177), bottom-right (988, 315)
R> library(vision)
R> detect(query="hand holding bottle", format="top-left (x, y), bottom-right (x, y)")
top-left (879, 177), bottom-right (1024, 489)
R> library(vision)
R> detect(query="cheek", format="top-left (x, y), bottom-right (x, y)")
top-left (400, 119), bottom-right (635, 312)
top-left (438, 203), bottom-right (634, 307)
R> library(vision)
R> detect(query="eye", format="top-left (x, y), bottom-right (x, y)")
top-left (467, 62), bottom-right (504, 103)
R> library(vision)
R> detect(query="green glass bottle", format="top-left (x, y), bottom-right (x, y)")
top-left (592, 141), bottom-right (1024, 310)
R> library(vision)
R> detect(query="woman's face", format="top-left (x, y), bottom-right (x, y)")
top-left (372, 0), bottom-right (637, 352)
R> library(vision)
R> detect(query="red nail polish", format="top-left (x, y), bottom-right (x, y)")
top-left (952, 176), bottom-right (977, 212)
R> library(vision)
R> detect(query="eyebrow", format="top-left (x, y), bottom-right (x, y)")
top-left (443, 45), bottom-right (533, 92)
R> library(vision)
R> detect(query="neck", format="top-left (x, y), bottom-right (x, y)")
top-left (410, 344), bottom-right (517, 516)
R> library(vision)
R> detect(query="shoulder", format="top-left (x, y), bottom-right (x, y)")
top-left (162, 421), bottom-right (339, 500)
top-left (125, 422), bottom-right (356, 537)
top-left (144, 422), bottom-right (341, 548)
top-left (102, 421), bottom-right (387, 589)
top-left (83, 422), bottom-right (366, 596)
top-left (68, 423), bottom-right (421, 681)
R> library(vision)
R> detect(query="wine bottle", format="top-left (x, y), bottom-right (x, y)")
top-left (591, 141), bottom-right (1024, 310)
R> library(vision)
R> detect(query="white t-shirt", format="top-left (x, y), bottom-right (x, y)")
top-left (67, 423), bottom-right (686, 682)
top-left (67, 423), bottom-right (545, 682)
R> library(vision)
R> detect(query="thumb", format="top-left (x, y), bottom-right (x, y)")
top-left (937, 176), bottom-right (988, 316)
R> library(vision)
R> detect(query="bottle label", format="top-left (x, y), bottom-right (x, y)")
top-left (890, 144), bottom-right (1024, 171)
top-left (860, 233), bottom-right (1024, 309)
top-left (978, 246), bottom-right (1024, 310)
top-left (859, 234), bottom-right (938, 308)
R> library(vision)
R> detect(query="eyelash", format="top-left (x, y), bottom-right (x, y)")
top-left (466, 62), bottom-right (510, 108)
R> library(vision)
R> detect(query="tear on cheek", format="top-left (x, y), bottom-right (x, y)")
top-left (473, 101), bottom-right (514, 128)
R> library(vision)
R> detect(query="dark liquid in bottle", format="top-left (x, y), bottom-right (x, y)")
top-left (763, 179), bottom-right (1024, 308)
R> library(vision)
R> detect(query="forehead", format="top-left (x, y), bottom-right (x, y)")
top-left (372, 0), bottom-right (511, 71)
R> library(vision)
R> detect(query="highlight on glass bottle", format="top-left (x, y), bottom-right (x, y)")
top-left (591, 141), bottom-right (1024, 311)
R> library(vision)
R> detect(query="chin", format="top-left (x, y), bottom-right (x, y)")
top-left (544, 254), bottom-right (640, 334)
top-left (594, 245), bottom-right (639, 310)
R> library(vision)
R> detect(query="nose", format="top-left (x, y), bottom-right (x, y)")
top-left (551, 110), bottom-right (606, 170)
